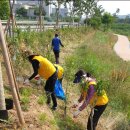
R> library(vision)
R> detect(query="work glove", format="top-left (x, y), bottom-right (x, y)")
top-left (23, 79), bottom-right (30, 86)
top-left (34, 75), bottom-right (40, 80)
top-left (72, 100), bottom-right (79, 108)
top-left (73, 109), bottom-right (80, 118)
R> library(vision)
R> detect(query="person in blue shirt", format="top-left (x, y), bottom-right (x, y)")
top-left (51, 34), bottom-right (64, 64)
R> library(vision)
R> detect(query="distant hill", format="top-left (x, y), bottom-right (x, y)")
top-left (117, 14), bottom-right (130, 19)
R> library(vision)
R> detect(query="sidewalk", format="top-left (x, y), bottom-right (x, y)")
top-left (113, 34), bottom-right (130, 61)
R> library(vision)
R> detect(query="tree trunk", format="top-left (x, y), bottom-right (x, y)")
top-left (0, 62), bottom-right (6, 110)
top-left (39, 0), bottom-right (44, 32)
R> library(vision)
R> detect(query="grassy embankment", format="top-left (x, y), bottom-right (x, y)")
top-left (2, 26), bottom-right (130, 130)
top-left (64, 30), bottom-right (130, 130)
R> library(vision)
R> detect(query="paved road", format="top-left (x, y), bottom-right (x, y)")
top-left (113, 34), bottom-right (130, 61)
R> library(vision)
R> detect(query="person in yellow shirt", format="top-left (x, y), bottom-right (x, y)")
top-left (54, 64), bottom-right (64, 82)
top-left (72, 70), bottom-right (108, 130)
top-left (46, 63), bottom-right (64, 102)
top-left (24, 54), bottom-right (58, 110)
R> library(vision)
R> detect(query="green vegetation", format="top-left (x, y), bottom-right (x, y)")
top-left (0, 0), bottom-right (10, 20)
top-left (5, 25), bottom-right (130, 129)
top-left (111, 23), bottom-right (130, 39)
top-left (16, 7), bottom-right (27, 18)
top-left (20, 87), bottom-right (32, 111)
top-left (54, 113), bottom-right (84, 130)
top-left (38, 113), bottom-right (47, 125)
top-left (64, 30), bottom-right (130, 129)
top-left (37, 95), bottom-right (46, 105)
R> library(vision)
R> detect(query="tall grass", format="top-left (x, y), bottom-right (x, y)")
top-left (64, 30), bottom-right (130, 129)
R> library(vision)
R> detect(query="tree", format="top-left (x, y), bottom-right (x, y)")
top-left (0, 0), bottom-right (10, 20)
top-left (92, 5), bottom-right (104, 17)
top-left (16, 7), bottom-right (27, 17)
top-left (102, 12), bottom-right (114, 31)
top-left (84, 3), bottom-right (104, 29)
top-left (88, 16), bottom-right (102, 29)
top-left (34, 7), bottom-right (46, 16)
top-left (113, 8), bottom-right (120, 23)
top-left (124, 16), bottom-right (130, 24)
top-left (45, 0), bottom-right (67, 27)
top-left (72, 0), bottom-right (98, 26)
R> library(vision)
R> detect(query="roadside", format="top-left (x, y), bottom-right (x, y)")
top-left (114, 34), bottom-right (130, 61)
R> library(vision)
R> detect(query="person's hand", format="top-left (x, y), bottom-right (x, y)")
top-left (34, 75), bottom-right (40, 80)
top-left (23, 79), bottom-right (30, 86)
top-left (72, 101), bottom-right (79, 108)
top-left (73, 110), bottom-right (80, 118)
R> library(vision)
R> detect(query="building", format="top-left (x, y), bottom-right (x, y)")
top-left (12, 0), bottom-right (51, 17)
top-left (51, 8), bottom-right (68, 17)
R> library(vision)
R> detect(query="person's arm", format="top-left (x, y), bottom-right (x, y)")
top-left (78, 94), bottom-right (84, 103)
top-left (28, 60), bottom-right (39, 80)
top-left (59, 39), bottom-right (64, 47)
top-left (51, 38), bottom-right (55, 50)
top-left (79, 85), bottom-right (95, 111)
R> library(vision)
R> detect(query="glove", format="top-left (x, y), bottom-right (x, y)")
top-left (73, 109), bottom-right (80, 118)
top-left (34, 75), bottom-right (40, 80)
top-left (23, 79), bottom-right (30, 86)
top-left (72, 100), bottom-right (79, 108)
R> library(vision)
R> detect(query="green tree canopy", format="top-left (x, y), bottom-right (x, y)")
top-left (16, 7), bottom-right (27, 17)
top-left (0, 0), bottom-right (10, 20)
top-left (102, 12), bottom-right (114, 31)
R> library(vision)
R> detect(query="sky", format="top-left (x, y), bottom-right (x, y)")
top-left (98, 1), bottom-right (130, 15)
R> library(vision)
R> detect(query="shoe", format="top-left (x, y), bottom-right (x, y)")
top-left (51, 106), bottom-right (57, 110)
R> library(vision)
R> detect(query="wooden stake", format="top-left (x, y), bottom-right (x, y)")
top-left (0, 20), bottom-right (25, 125)
top-left (7, 48), bottom-right (21, 101)
top-left (0, 62), bottom-right (6, 110)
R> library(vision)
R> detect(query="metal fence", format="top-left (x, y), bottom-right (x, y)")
top-left (1, 20), bottom-right (80, 31)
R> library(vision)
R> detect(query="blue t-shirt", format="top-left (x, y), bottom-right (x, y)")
top-left (52, 37), bottom-right (62, 51)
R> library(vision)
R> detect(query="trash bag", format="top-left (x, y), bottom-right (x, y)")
top-left (54, 80), bottom-right (66, 100)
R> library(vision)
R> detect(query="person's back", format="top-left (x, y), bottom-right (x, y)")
top-left (51, 34), bottom-right (64, 64)
top-left (52, 37), bottom-right (61, 51)
top-left (32, 55), bottom-right (56, 80)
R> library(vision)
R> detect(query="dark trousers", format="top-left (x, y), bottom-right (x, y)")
top-left (44, 71), bottom-right (57, 107)
top-left (87, 104), bottom-right (107, 130)
top-left (53, 50), bottom-right (60, 64)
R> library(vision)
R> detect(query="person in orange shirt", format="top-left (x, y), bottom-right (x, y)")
top-left (72, 70), bottom-right (108, 130)
top-left (24, 54), bottom-right (58, 110)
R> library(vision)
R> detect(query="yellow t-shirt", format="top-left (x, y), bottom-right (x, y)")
top-left (54, 64), bottom-right (64, 79)
top-left (81, 81), bottom-right (109, 106)
top-left (33, 56), bottom-right (56, 80)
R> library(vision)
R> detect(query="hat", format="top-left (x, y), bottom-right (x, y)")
top-left (73, 70), bottom-right (86, 83)
top-left (73, 70), bottom-right (91, 83)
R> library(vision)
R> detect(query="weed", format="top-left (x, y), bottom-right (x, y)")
top-left (37, 95), bottom-right (46, 105)
top-left (38, 113), bottom-right (47, 125)
top-left (20, 87), bottom-right (32, 97)
top-left (21, 96), bottom-right (30, 105)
